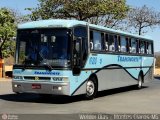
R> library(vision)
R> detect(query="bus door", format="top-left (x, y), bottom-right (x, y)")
top-left (72, 26), bottom-right (88, 75)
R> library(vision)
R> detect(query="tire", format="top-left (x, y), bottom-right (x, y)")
top-left (85, 77), bottom-right (98, 100)
top-left (137, 75), bottom-right (143, 89)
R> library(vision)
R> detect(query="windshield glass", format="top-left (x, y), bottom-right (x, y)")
top-left (16, 29), bottom-right (71, 67)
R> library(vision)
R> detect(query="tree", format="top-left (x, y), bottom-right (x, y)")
top-left (27, 0), bottom-right (129, 28)
top-left (87, 0), bottom-right (129, 28)
top-left (126, 5), bottom-right (160, 35)
top-left (0, 8), bottom-right (16, 59)
top-left (12, 9), bottom-right (30, 24)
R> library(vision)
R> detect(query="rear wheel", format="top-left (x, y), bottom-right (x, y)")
top-left (137, 75), bottom-right (143, 89)
top-left (85, 77), bottom-right (98, 100)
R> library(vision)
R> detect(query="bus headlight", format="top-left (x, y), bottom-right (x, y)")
top-left (13, 76), bottom-right (23, 80)
top-left (58, 86), bottom-right (62, 90)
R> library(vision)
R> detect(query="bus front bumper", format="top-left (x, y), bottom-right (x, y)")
top-left (12, 81), bottom-right (70, 96)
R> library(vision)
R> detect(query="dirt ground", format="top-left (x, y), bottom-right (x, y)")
top-left (155, 68), bottom-right (160, 75)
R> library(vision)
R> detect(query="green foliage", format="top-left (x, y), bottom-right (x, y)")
top-left (2, 40), bottom-right (16, 58)
top-left (0, 7), bottom-right (16, 59)
top-left (27, 0), bottom-right (129, 27)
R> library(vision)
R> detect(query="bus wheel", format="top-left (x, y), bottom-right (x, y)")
top-left (85, 77), bottom-right (98, 100)
top-left (137, 75), bottom-right (143, 89)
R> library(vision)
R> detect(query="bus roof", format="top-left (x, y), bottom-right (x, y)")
top-left (18, 19), bottom-right (153, 41)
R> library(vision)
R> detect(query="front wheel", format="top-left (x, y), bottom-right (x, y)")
top-left (85, 77), bottom-right (98, 100)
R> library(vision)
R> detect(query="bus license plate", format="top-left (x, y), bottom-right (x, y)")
top-left (32, 84), bottom-right (41, 89)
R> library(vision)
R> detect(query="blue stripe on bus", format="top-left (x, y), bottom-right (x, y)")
top-left (69, 54), bottom-right (154, 95)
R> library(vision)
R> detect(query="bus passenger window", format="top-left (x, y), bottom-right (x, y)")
top-left (93, 31), bottom-right (102, 51)
top-left (105, 34), bottom-right (109, 51)
top-left (136, 40), bottom-right (139, 53)
top-left (140, 41), bottom-right (145, 54)
top-left (101, 33), bottom-right (105, 51)
top-left (127, 38), bottom-right (131, 53)
top-left (118, 36), bottom-right (121, 52)
top-left (130, 38), bottom-right (136, 53)
top-left (120, 36), bottom-right (127, 52)
top-left (114, 35), bottom-right (118, 52)
top-left (147, 42), bottom-right (153, 54)
top-left (108, 35), bottom-right (115, 52)
top-left (90, 31), bottom-right (93, 50)
top-left (90, 30), bottom-right (103, 51)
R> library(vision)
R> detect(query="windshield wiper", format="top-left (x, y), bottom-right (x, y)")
top-left (38, 51), bottom-right (53, 71)
top-left (42, 63), bottom-right (53, 71)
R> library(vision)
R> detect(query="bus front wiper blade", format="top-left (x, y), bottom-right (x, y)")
top-left (43, 63), bottom-right (53, 71)
top-left (38, 50), bottom-right (53, 71)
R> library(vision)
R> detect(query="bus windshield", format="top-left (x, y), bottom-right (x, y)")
top-left (16, 29), bottom-right (71, 67)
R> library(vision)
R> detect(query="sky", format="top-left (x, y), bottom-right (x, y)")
top-left (127, 0), bottom-right (160, 52)
top-left (0, 0), bottom-right (160, 52)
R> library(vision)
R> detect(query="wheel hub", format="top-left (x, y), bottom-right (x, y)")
top-left (86, 81), bottom-right (95, 96)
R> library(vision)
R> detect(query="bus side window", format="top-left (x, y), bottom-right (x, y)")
top-left (108, 34), bottom-right (115, 52)
top-left (120, 36), bottom-right (127, 52)
top-left (148, 42), bottom-right (153, 54)
top-left (114, 35), bottom-right (121, 52)
top-left (105, 34), bottom-right (109, 51)
top-left (136, 39), bottom-right (139, 54)
top-left (118, 36), bottom-right (121, 52)
top-left (130, 38), bottom-right (136, 53)
top-left (151, 42), bottom-right (154, 54)
top-left (114, 35), bottom-right (118, 52)
top-left (127, 38), bottom-right (131, 53)
top-left (90, 31), bottom-right (93, 50)
top-left (140, 40), bottom-right (145, 54)
top-left (126, 37), bottom-right (131, 53)
top-left (91, 31), bottom-right (102, 51)
top-left (101, 33), bottom-right (105, 51)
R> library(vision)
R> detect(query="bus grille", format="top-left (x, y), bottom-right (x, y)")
top-left (24, 76), bottom-right (51, 81)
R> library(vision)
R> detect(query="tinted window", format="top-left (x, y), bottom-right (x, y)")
top-left (17, 29), bottom-right (71, 67)
top-left (90, 31), bottom-right (103, 51)
top-left (105, 34), bottom-right (109, 51)
top-left (130, 38), bottom-right (136, 53)
top-left (108, 34), bottom-right (115, 51)
top-left (74, 26), bottom-right (88, 66)
top-left (140, 40), bottom-right (145, 54)
top-left (120, 36), bottom-right (127, 52)
top-left (136, 40), bottom-right (139, 53)
top-left (74, 26), bottom-right (87, 37)
top-left (147, 42), bottom-right (153, 54)
top-left (114, 35), bottom-right (118, 52)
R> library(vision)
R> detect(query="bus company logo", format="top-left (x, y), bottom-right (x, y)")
top-left (2, 114), bottom-right (8, 120)
top-left (118, 55), bottom-right (139, 62)
top-left (35, 76), bottom-right (39, 80)
top-left (34, 71), bottom-right (60, 75)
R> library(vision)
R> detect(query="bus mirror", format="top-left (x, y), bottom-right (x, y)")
top-left (75, 42), bottom-right (80, 53)
top-left (90, 42), bottom-right (93, 50)
top-left (72, 67), bottom-right (81, 75)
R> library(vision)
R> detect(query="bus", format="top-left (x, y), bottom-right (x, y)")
top-left (12, 19), bottom-right (154, 99)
